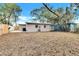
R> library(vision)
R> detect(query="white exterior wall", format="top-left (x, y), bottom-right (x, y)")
top-left (40, 25), bottom-right (51, 32)
top-left (26, 24), bottom-right (38, 32)
top-left (70, 24), bottom-right (75, 32)
top-left (19, 25), bottom-right (26, 31)
top-left (26, 24), bottom-right (51, 32)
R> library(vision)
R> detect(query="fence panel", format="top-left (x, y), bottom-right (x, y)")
top-left (0, 24), bottom-right (8, 35)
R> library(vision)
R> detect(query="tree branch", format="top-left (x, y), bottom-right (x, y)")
top-left (42, 3), bottom-right (59, 17)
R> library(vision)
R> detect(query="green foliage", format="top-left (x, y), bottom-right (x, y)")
top-left (31, 6), bottom-right (57, 23)
top-left (0, 3), bottom-right (22, 25)
top-left (30, 4), bottom-right (75, 24)
top-left (31, 3), bottom-right (79, 31)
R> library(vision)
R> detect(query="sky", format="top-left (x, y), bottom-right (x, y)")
top-left (17, 3), bottom-right (70, 16)
top-left (16, 3), bottom-right (70, 24)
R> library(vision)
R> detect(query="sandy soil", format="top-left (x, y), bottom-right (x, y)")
top-left (0, 32), bottom-right (79, 56)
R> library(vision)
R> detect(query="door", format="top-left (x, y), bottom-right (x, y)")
top-left (22, 28), bottom-right (26, 31)
top-left (38, 26), bottom-right (41, 32)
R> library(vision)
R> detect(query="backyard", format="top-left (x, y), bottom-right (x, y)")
top-left (0, 32), bottom-right (79, 56)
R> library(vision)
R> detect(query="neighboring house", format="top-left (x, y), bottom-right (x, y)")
top-left (19, 22), bottom-right (52, 32)
top-left (68, 16), bottom-right (79, 32)
top-left (67, 23), bottom-right (76, 32)
top-left (51, 16), bottom-right (79, 32)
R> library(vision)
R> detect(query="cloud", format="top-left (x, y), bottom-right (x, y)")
top-left (71, 20), bottom-right (79, 23)
top-left (17, 16), bottom-right (36, 24)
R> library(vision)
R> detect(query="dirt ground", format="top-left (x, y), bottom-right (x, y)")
top-left (0, 32), bottom-right (79, 56)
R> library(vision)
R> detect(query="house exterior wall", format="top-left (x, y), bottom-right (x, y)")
top-left (19, 25), bottom-right (26, 31)
top-left (26, 24), bottom-right (51, 32)
top-left (18, 24), bottom-right (51, 32)
top-left (26, 24), bottom-right (38, 32)
top-left (70, 24), bottom-right (76, 32)
top-left (76, 23), bottom-right (79, 28)
top-left (68, 23), bottom-right (79, 32)
top-left (75, 23), bottom-right (79, 32)
top-left (40, 25), bottom-right (51, 32)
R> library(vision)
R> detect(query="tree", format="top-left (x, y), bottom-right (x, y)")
top-left (31, 3), bottom-right (76, 31)
top-left (31, 6), bottom-right (58, 23)
top-left (42, 3), bottom-right (59, 17)
top-left (0, 3), bottom-right (22, 25)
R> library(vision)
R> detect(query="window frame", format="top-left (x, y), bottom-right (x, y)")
top-left (35, 25), bottom-right (38, 28)
top-left (44, 25), bottom-right (46, 28)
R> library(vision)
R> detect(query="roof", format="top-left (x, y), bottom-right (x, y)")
top-left (19, 24), bottom-right (26, 26)
top-left (69, 17), bottom-right (79, 23)
top-left (69, 20), bottom-right (79, 23)
top-left (19, 22), bottom-right (52, 26)
top-left (67, 23), bottom-right (76, 25)
top-left (26, 22), bottom-right (51, 25)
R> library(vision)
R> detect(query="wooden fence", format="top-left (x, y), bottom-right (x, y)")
top-left (0, 24), bottom-right (8, 35)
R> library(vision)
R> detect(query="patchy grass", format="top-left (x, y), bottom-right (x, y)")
top-left (0, 32), bottom-right (79, 56)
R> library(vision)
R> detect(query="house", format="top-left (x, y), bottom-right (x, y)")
top-left (19, 22), bottom-right (52, 32)
top-left (67, 16), bottom-right (79, 32)
top-left (50, 16), bottom-right (79, 32)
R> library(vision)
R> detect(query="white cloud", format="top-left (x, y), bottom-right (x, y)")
top-left (17, 16), bottom-right (36, 24)
top-left (71, 20), bottom-right (79, 23)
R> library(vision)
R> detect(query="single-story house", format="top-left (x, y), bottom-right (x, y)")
top-left (67, 21), bottom-right (79, 32)
top-left (19, 22), bottom-right (52, 32)
top-left (67, 16), bottom-right (79, 32)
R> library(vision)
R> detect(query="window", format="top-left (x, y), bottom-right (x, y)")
top-left (44, 25), bottom-right (46, 28)
top-left (35, 25), bottom-right (38, 28)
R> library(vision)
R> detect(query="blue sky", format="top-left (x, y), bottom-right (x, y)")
top-left (16, 3), bottom-right (70, 24)
top-left (17, 3), bottom-right (70, 16)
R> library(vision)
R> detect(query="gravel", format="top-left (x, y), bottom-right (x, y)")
top-left (0, 32), bottom-right (79, 56)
